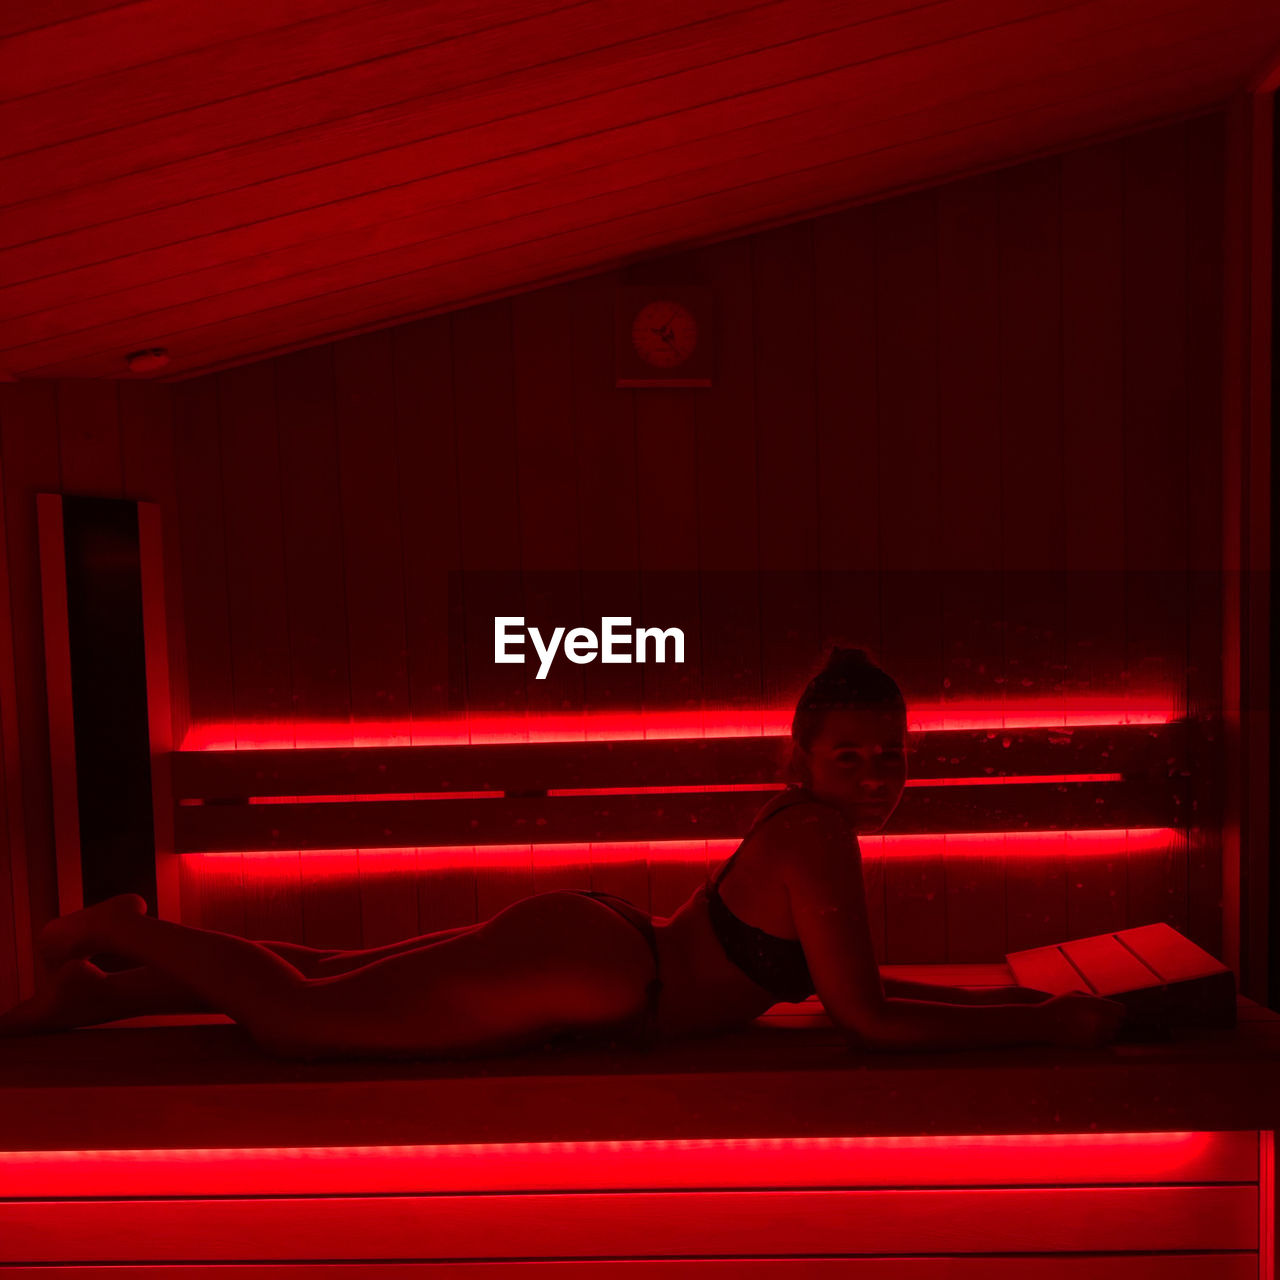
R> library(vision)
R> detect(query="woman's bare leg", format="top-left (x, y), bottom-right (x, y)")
top-left (257, 925), bottom-right (482, 978)
top-left (38, 895), bottom-right (320, 1044)
top-left (252, 940), bottom-right (336, 978)
top-left (0, 959), bottom-right (215, 1035)
top-left (36, 893), bottom-right (653, 1060)
top-left (3, 928), bottom-right (487, 1034)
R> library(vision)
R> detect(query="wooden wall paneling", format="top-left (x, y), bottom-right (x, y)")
top-left (1060, 137), bottom-right (1130, 943)
top-left (750, 221), bottom-right (825, 917)
top-left (512, 284), bottom-right (591, 899)
top-left (0, 387), bottom-right (66, 943)
top-left (628, 382), bottom-right (697, 908)
top-left (119, 383), bottom-right (190, 779)
top-left (1183, 110), bottom-right (1227, 958)
top-left (751, 223), bottom-right (822, 721)
top-left (54, 382), bottom-right (121, 497)
top-left (451, 300), bottom-right (526, 744)
top-left (452, 301), bottom-right (533, 919)
top-left (998, 157), bottom-right (1069, 954)
top-left (573, 277), bottom-right (645, 711)
top-left (217, 361), bottom-right (305, 945)
top-left (692, 235), bottom-right (762, 725)
top-left (1122, 122), bottom-right (1192, 936)
top-left (332, 330), bottom-right (412, 749)
top-left (681, 237), bottom-right (764, 912)
top-left (633, 382), bottom-right (701, 727)
top-left (343, 328), bottom-right (422, 946)
top-left (568, 273), bottom-right (651, 893)
top-left (812, 204), bottom-right (887, 960)
top-left (873, 190), bottom-right (946, 965)
top-left (623, 248), bottom-right (706, 909)
top-left (0, 426), bottom-right (32, 999)
top-left (171, 376), bottom-right (242, 933)
top-left (812, 206), bottom-right (881, 656)
top-left (275, 345), bottom-right (352, 942)
top-left (935, 173), bottom-right (1008, 963)
top-left (512, 282), bottom-right (585, 738)
top-left (329, 331), bottom-right (408, 947)
top-left (391, 317), bottom-right (472, 933)
top-left (571, 270), bottom-right (643, 735)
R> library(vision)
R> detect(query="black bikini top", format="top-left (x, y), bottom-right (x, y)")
top-left (704, 786), bottom-right (840, 1003)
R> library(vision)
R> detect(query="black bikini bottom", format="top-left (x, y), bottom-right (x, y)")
top-left (567, 889), bottom-right (663, 1049)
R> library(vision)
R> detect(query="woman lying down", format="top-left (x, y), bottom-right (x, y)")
top-left (0, 648), bottom-right (1126, 1061)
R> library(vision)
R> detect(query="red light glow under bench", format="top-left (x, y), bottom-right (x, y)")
top-left (0, 1132), bottom-right (1267, 1273)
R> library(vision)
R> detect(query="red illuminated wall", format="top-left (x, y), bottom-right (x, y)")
top-left (0, 113), bottom-right (1226, 991)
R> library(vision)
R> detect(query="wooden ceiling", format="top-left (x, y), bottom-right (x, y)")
top-left (0, 0), bottom-right (1276, 381)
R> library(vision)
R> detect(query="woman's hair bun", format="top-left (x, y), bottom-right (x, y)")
top-left (826, 645), bottom-right (872, 667)
top-left (789, 644), bottom-right (905, 752)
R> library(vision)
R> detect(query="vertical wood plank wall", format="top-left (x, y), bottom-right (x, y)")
top-left (0, 114), bottom-right (1227, 977)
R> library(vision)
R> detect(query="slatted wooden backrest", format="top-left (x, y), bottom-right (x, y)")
top-left (166, 721), bottom-right (1195, 857)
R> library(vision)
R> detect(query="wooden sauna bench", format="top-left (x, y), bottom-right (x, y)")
top-left (0, 983), bottom-right (1278, 1151)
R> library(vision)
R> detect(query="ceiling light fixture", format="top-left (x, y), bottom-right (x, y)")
top-left (126, 348), bottom-right (171, 373)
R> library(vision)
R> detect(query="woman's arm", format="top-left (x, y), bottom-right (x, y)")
top-left (777, 811), bottom-right (1122, 1051)
top-left (861, 991), bottom-right (1125, 1052)
top-left (881, 976), bottom-right (1053, 1005)
top-left (858, 995), bottom-right (1051, 1050)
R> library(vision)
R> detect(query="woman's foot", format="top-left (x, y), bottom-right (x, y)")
top-left (36, 893), bottom-right (148, 971)
top-left (0, 959), bottom-right (120, 1036)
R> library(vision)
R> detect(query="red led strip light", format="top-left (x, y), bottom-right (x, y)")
top-left (0, 1132), bottom-right (1209, 1197)
top-left (178, 698), bottom-right (1176, 750)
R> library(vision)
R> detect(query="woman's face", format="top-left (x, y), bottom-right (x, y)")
top-left (795, 706), bottom-right (908, 830)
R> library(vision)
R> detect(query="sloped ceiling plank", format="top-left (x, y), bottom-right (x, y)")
top-left (0, 0), bottom-right (1240, 369)
top-left (0, 0), bottom-right (371, 99)
top-left (0, 0), bottom-right (925, 246)
top-left (0, 0), bottom-right (1141, 317)
top-left (0, 0), bottom-right (585, 154)
top-left (0, 0), bottom-right (749, 206)
top-left (0, 2), bottom-right (124, 42)
top-left (27, 45), bottom-right (1244, 378)
top-left (2, 0), bottom-right (1277, 378)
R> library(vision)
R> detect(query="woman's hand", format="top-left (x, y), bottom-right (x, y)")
top-left (958, 984), bottom-right (1056, 1005)
top-left (1040, 990), bottom-right (1129, 1047)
